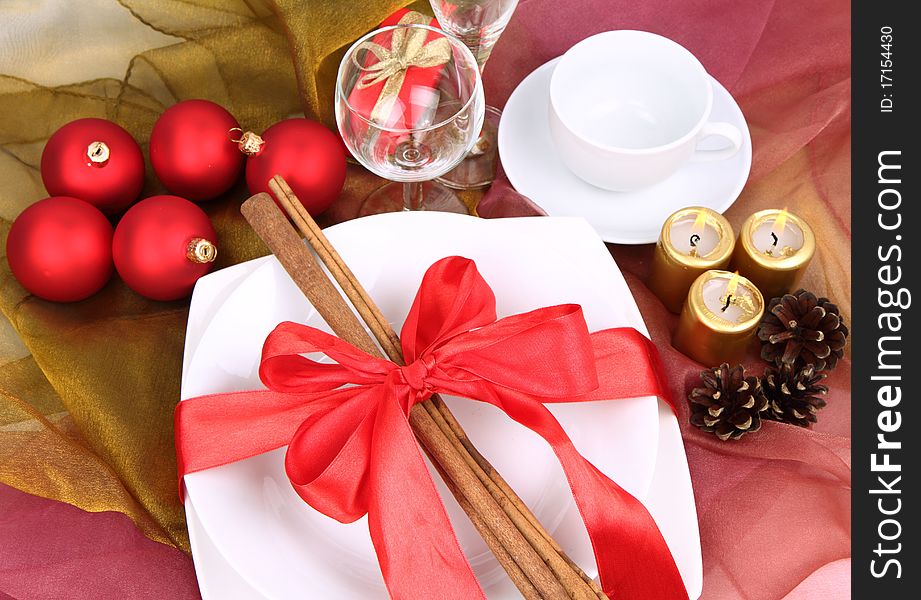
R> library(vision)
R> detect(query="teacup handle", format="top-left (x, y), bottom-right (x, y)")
top-left (691, 122), bottom-right (743, 162)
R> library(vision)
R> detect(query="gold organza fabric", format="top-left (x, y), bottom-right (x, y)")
top-left (0, 0), bottom-right (424, 551)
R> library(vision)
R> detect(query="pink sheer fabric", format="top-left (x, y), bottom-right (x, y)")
top-left (0, 484), bottom-right (201, 599)
top-left (479, 1), bottom-right (851, 598)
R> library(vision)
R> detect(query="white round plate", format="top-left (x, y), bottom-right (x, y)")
top-left (498, 57), bottom-right (752, 244)
top-left (180, 213), bottom-right (663, 599)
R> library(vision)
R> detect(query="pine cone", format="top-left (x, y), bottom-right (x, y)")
top-left (689, 363), bottom-right (769, 441)
top-left (757, 289), bottom-right (848, 370)
top-left (762, 363), bottom-right (828, 427)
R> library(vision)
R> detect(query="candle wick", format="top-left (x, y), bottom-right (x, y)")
top-left (721, 294), bottom-right (733, 312)
top-left (770, 232), bottom-right (779, 247)
top-left (689, 234), bottom-right (700, 247)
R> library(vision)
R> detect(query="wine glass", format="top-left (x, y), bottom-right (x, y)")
top-left (336, 23), bottom-right (485, 215)
top-left (430, 0), bottom-right (519, 190)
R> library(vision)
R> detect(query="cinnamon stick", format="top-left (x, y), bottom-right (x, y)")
top-left (268, 176), bottom-right (608, 600)
top-left (241, 193), bottom-right (569, 600)
top-left (429, 458), bottom-right (542, 600)
top-left (430, 400), bottom-right (606, 597)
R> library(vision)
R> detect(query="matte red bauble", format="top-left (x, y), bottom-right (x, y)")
top-left (150, 100), bottom-right (244, 202)
top-left (6, 197), bottom-right (114, 302)
top-left (245, 118), bottom-right (346, 215)
top-left (40, 118), bottom-right (144, 215)
top-left (112, 195), bottom-right (218, 301)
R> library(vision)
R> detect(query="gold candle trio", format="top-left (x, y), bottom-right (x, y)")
top-left (649, 206), bottom-right (815, 365)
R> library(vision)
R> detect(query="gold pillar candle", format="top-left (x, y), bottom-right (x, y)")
top-left (730, 209), bottom-right (815, 301)
top-left (673, 270), bottom-right (765, 365)
top-left (648, 207), bottom-right (735, 313)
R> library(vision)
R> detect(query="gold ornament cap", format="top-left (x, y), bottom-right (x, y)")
top-left (187, 238), bottom-right (218, 264)
top-left (229, 128), bottom-right (265, 157)
top-left (86, 141), bottom-right (110, 167)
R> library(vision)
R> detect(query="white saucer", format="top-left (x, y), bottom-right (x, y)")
top-left (498, 57), bottom-right (752, 244)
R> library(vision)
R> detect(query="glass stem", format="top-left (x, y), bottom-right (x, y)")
top-left (403, 181), bottom-right (424, 211)
top-left (474, 58), bottom-right (490, 143)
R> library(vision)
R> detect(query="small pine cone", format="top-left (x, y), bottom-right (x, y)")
top-left (689, 363), bottom-right (769, 441)
top-left (762, 363), bottom-right (828, 427)
top-left (758, 289), bottom-right (848, 370)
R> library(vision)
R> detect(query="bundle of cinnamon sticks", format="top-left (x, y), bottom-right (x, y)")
top-left (239, 175), bottom-right (608, 600)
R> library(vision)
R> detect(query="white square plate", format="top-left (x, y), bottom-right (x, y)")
top-left (180, 213), bottom-right (701, 599)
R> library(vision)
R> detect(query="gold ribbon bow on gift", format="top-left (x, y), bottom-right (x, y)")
top-left (352, 11), bottom-right (451, 125)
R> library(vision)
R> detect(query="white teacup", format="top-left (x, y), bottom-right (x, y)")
top-left (549, 30), bottom-right (743, 192)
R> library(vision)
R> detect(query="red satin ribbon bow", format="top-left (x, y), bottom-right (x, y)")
top-left (176, 256), bottom-right (688, 600)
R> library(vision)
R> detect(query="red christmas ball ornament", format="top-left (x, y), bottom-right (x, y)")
top-left (246, 118), bottom-right (346, 215)
top-left (6, 197), bottom-right (114, 302)
top-left (112, 195), bottom-right (218, 301)
top-left (40, 118), bottom-right (144, 215)
top-left (150, 100), bottom-right (244, 202)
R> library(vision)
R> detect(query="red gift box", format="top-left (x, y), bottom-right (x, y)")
top-left (346, 9), bottom-right (447, 130)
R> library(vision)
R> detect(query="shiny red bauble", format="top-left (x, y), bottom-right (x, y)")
top-left (112, 195), bottom-right (218, 301)
top-left (6, 197), bottom-right (114, 302)
top-left (150, 100), bottom-right (244, 202)
top-left (246, 118), bottom-right (346, 215)
top-left (40, 118), bottom-right (144, 215)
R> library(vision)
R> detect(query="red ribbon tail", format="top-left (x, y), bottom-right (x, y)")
top-left (367, 391), bottom-right (485, 600)
top-left (554, 439), bottom-right (688, 599)
top-left (448, 377), bottom-right (688, 600)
